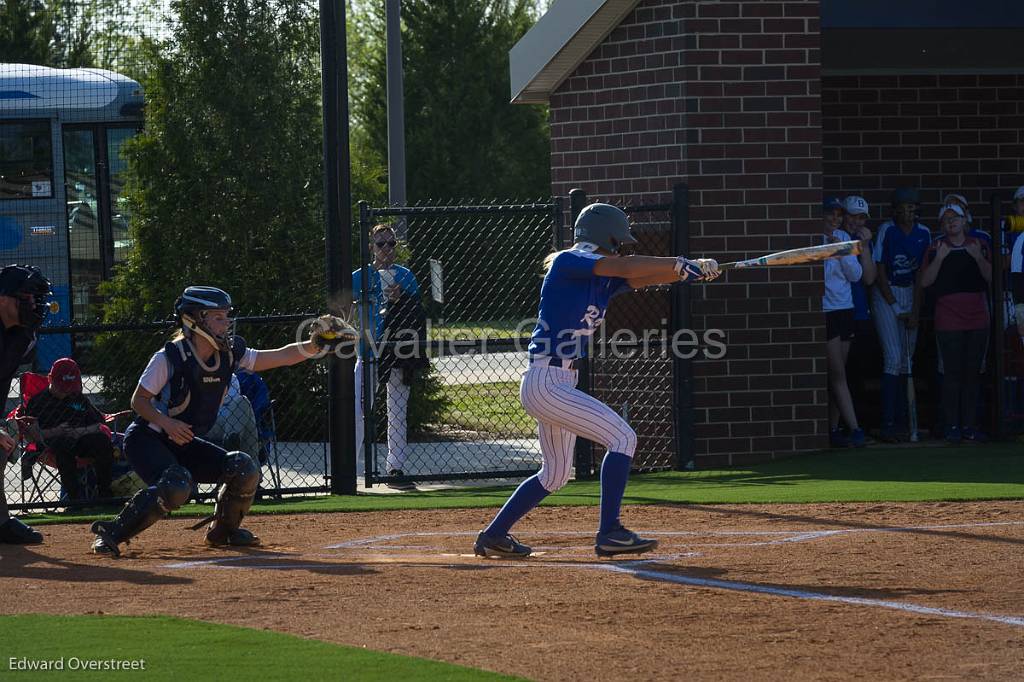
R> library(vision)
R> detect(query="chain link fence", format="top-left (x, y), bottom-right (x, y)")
top-left (356, 189), bottom-right (693, 487)
top-left (357, 200), bottom-right (561, 487)
top-left (565, 188), bottom-right (691, 477)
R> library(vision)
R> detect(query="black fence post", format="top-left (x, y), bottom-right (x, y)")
top-left (320, 0), bottom-right (355, 494)
top-left (358, 201), bottom-right (376, 487)
top-left (991, 193), bottom-right (1005, 439)
top-left (568, 188), bottom-right (596, 479)
top-left (551, 196), bottom-right (564, 251)
top-left (670, 184), bottom-right (695, 470)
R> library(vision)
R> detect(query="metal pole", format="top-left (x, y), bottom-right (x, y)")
top-left (670, 183), bottom-right (694, 469)
top-left (359, 201), bottom-right (376, 487)
top-left (568, 188), bottom-right (595, 479)
top-left (991, 193), bottom-right (1005, 439)
top-left (320, 0), bottom-right (356, 494)
top-left (386, 0), bottom-right (408, 238)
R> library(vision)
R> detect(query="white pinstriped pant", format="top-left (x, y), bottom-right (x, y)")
top-left (871, 285), bottom-right (918, 375)
top-left (520, 362), bottom-right (637, 493)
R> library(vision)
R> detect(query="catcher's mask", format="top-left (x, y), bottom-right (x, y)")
top-left (174, 286), bottom-right (235, 352)
top-left (0, 264), bottom-right (53, 329)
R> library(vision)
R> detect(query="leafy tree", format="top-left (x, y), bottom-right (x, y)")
top-left (0, 0), bottom-right (92, 66)
top-left (350, 0), bottom-right (549, 202)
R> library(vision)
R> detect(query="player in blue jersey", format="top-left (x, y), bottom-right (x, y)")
top-left (473, 203), bottom-right (720, 559)
top-left (872, 187), bottom-right (932, 441)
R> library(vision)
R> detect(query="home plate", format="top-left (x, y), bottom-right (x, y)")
top-left (441, 552), bottom-right (548, 558)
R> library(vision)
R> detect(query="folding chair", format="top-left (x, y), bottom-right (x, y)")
top-left (6, 371), bottom-right (129, 505)
top-left (236, 370), bottom-right (284, 498)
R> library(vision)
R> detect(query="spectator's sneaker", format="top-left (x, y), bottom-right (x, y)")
top-left (474, 532), bottom-right (532, 558)
top-left (595, 525), bottom-right (658, 558)
top-left (848, 428), bottom-right (867, 448)
top-left (829, 427), bottom-right (849, 448)
top-left (944, 426), bottom-right (962, 444)
top-left (961, 428), bottom-right (987, 443)
top-left (878, 424), bottom-right (903, 443)
top-left (385, 469), bottom-right (417, 491)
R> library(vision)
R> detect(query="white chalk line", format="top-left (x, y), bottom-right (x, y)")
top-left (159, 520), bottom-right (1024, 628)
top-left (596, 563), bottom-right (1024, 628)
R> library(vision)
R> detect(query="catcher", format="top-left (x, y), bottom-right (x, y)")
top-left (90, 286), bottom-right (353, 556)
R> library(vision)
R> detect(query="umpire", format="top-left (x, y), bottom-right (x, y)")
top-left (0, 265), bottom-right (54, 544)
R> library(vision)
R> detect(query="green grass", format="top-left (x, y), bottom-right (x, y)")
top-left (428, 319), bottom-right (526, 340)
top-left (439, 381), bottom-right (534, 437)
top-left (22, 443), bottom-right (1024, 526)
top-left (0, 615), bottom-right (522, 681)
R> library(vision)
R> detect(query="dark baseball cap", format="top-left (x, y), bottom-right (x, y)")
top-left (822, 196), bottom-right (844, 213)
top-left (49, 358), bottom-right (83, 395)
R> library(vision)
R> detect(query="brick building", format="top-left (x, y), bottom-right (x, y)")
top-left (510, 0), bottom-right (1024, 467)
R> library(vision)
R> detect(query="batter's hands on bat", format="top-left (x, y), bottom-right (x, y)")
top-left (676, 257), bottom-right (720, 282)
top-left (695, 258), bottom-right (720, 281)
top-left (310, 314), bottom-right (358, 352)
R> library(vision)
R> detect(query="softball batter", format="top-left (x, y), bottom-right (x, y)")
top-left (474, 203), bottom-right (719, 559)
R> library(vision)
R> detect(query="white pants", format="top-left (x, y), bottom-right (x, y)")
top-left (520, 362), bottom-right (637, 493)
top-left (354, 358), bottom-right (410, 472)
top-left (872, 285), bottom-right (917, 375)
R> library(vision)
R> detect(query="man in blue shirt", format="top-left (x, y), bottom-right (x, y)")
top-left (352, 224), bottom-right (420, 490)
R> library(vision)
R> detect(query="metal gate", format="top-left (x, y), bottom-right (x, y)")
top-left (357, 199), bottom-right (562, 487)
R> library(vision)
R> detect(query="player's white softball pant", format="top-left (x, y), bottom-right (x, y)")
top-left (520, 359), bottom-right (637, 492)
top-left (872, 284), bottom-right (917, 375)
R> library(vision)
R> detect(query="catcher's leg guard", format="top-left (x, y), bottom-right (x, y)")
top-left (91, 464), bottom-right (192, 557)
top-left (206, 452), bottom-right (260, 547)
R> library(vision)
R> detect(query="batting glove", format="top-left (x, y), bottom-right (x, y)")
top-left (675, 257), bottom-right (720, 282)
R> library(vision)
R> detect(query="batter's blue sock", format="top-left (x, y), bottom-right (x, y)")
top-left (482, 475), bottom-right (549, 539)
top-left (599, 451), bottom-right (631, 534)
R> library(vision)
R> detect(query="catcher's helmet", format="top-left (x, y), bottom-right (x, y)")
top-left (0, 264), bottom-right (53, 329)
top-left (573, 203), bottom-right (637, 254)
top-left (174, 286), bottom-right (234, 351)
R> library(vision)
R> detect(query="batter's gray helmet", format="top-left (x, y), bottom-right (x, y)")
top-left (573, 203), bottom-right (637, 254)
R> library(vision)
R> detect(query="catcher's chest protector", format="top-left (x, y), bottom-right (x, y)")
top-left (162, 337), bottom-right (241, 436)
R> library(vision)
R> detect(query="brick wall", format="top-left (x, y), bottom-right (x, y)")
top-left (549, 0), bottom-right (827, 467)
top-left (822, 73), bottom-right (1024, 227)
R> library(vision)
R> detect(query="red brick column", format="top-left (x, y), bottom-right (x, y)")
top-left (549, 0), bottom-right (826, 466)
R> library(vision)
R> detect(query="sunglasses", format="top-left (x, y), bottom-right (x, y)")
top-left (374, 240), bottom-right (397, 248)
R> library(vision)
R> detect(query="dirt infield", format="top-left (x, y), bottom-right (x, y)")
top-left (2, 501), bottom-right (1023, 680)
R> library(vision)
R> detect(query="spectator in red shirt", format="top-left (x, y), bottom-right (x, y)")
top-left (918, 204), bottom-right (992, 443)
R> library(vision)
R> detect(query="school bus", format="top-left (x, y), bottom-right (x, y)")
top-left (0, 63), bottom-right (144, 365)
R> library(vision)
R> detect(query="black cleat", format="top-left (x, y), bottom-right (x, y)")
top-left (473, 532), bottom-right (532, 558)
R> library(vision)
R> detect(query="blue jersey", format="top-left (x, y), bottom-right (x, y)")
top-left (873, 220), bottom-right (932, 287)
top-left (352, 265), bottom-right (419, 341)
top-left (528, 246), bottom-right (630, 359)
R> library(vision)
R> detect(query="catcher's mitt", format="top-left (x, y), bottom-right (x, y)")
top-left (310, 314), bottom-right (357, 351)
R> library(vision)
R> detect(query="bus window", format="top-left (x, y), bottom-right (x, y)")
top-left (63, 128), bottom-right (103, 318)
top-left (107, 127), bottom-right (136, 263)
top-left (0, 120), bottom-right (53, 199)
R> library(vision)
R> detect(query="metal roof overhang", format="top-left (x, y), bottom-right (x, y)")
top-left (509, 0), bottom-right (641, 104)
